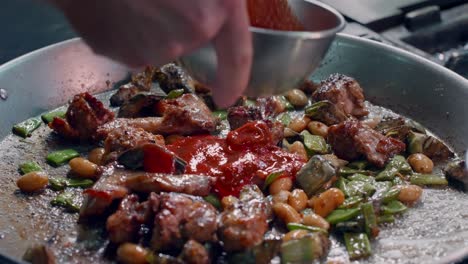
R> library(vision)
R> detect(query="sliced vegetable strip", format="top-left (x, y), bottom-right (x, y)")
top-left (19, 161), bottom-right (42, 175)
top-left (344, 233), bottom-right (372, 259)
top-left (13, 117), bottom-right (41, 138)
top-left (41, 110), bottom-right (66, 124)
top-left (47, 149), bottom-right (80, 167)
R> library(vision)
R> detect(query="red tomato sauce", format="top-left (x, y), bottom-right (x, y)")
top-left (247, 0), bottom-right (304, 31)
top-left (167, 121), bottom-right (306, 197)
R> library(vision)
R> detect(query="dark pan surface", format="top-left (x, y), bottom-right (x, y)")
top-left (0, 34), bottom-right (467, 263)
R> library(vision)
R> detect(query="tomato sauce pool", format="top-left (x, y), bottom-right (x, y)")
top-left (167, 121), bottom-right (306, 197)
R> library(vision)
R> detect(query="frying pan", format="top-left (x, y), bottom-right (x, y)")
top-left (0, 34), bottom-right (467, 263)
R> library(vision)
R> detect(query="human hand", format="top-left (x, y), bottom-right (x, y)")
top-left (51, 0), bottom-right (252, 107)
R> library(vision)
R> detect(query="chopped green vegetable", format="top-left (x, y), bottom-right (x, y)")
top-left (166, 89), bottom-right (185, 99)
top-left (392, 176), bottom-right (405, 186)
top-left (13, 117), bottom-right (42, 138)
top-left (19, 161), bottom-right (42, 175)
top-left (326, 208), bottom-right (361, 224)
top-left (347, 173), bottom-right (374, 183)
top-left (339, 196), bottom-right (363, 209)
top-left (410, 173), bottom-right (448, 186)
top-left (361, 202), bottom-right (378, 238)
top-left (304, 101), bottom-right (331, 118)
top-left (377, 214), bottom-right (395, 224)
top-left (407, 131), bottom-right (426, 154)
top-left (295, 155), bottom-right (337, 196)
top-left (47, 149), bottom-right (80, 167)
top-left (344, 233), bottom-right (372, 259)
top-left (335, 177), bottom-right (348, 195)
top-left (51, 192), bottom-right (81, 212)
top-left (286, 223), bottom-right (327, 234)
top-left (381, 200), bottom-right (407, 215)
top-left (212, 110), bottom-right (228, 120)
top-left (339, 167), bottom-right (372, 176)
top-left (381, 187), bottom-right (401, 204)
top-left (346, 180), bottom-right (376, 198)
top-left (335, 221), bottom-right (364, 233)
top-left (204, 194), bottom-right (221, 210)
top-left (373, 181), bottom-right (393, 199)
top-left (375, 155), bottom-right (411, 181)
top-left (300, 130), bottom-right (329, 156)
top-left (277, 112), bottom-right (292, 126)
top-left (49, 177), bottom-right (94, 191)
top-left (263, 171), bottom-right (283, 190)
top-left (348, 160), bottom-right (369, 170)
top-left (41, 110), bottom-right (66, 124)
top-left (280, 234), bottom-right (327, 263)
top-left (277, 95), bottom-right (294, 111)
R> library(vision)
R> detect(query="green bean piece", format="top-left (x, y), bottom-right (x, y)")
top-left (392, 176), bottom-right (405, 186)
top-left (407, 131), bottom-right (427, 154)
top-left (47, 149), bottom-right (80, 167)
top-left (347, 173), bottom-right (374, 183)
top-left (277, 112), bottom-right (292, 126)
top-left (348, 160), bottom-right (369, 170)
top-left (377, 214), bottom-right (395, 224)
top-left (335, 221), bottom-right (364, 233)
top-left (335, 177), bottom-right (349, 195)
top-left (49, 177), bottom-right (94, 191)
top-left (13, 117), bottom-right (42, 138)
top-left (212, 110), bottom-right (228, 120)
top-left (166, 89), bottom-right (185, 99)
top-left (277, 95), bottom-right (294, 111)
top-left (381, 200), bottom-right (407, 215)
top-left (19, 161), bottom-right (42, 175)
top-left (300, 130), bottom-right (329, 156)
top-left (339, 196), bottom-right (363, 209)
top-left (326, 208), bottom-right (361, 224)
top-left (263, 171), bottom-right (283, 190)
top-left (304, 101), bottom-right (330, 118)
top-left (375, 155), bottom-right (412, 181)
top-left (286, 223), bottom-right (328, 234)
top-left (361, 202), bottom-right (378, 238)
top-left (280, 234), bottom-right (326, 263)
top-left (203, 194), bottom-right (221, 210)
top-left (344, 233), bottom-right (372, 260)
top-left (346, 180), bottom-right (376, 198)
top-left (373, 181), bottom-right (393, 199)
top-left (410, 173), bottom-right (448, 186)
top-left (339, 167), bottom-right (372, 176)
top-left (381, 187), bottom-right (401, 204)
top-left (51, 192), bottom-right (81, 212)
top-left (41, 110), bottom-right (66, 124)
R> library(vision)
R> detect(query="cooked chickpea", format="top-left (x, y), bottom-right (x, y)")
top-left (283, 128), bottom-right (297, 138)
top-left (116, 243), bottom-right (149, 264)
top-left (221, 195), bottom-right (239, 210)
top-left (307, 121), bottom-right (329, 138)
top-left (17, 171), bottom-right (48, 193)
top-left (69, 157), bottom-right (98, 179)
top-left (273, 203), bottom-right (302, 224)
top-left (309, 188), bottom-right (345, 218)
top-left (285, 89), bottom-right (308, 108)
top-left (288, 116), bottom-right (311, 133)
top-left (165, 134), bottom-right (184, 145)
top-left (408, 153), bottom-right (434, 173)
top-left (288, 141), bottom-right (308, 160)
top-left (269, 177), bottom-right (293, 195)
top-left (398, 185), bottom-right (423, 205)
top-left (88, 148), bottom-right (105, 165)
top-left (283, 230), bottom-right (309, 242)
top-left (288, 189), bottom-right (308, 212)
top-left (302, 212), bottom-right (330, 230)
top-left (272, 190), bottom-right (291, 204)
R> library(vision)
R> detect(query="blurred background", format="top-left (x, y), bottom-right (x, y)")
top-left (1, 0), bottom-right (467, 78)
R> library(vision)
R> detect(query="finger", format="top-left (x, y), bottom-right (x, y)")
top-left (212, 0), bottom-right (252, 108)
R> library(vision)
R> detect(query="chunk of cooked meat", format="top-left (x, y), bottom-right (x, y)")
top-left (154, 64), bottom-right (195, 93)
top-left (131, 65), bottom-right (158, 91)
top-left (110, 83), bottom-right (141, 107)
top-left (179, 240), bottom-right (210, 264)
top-left (328, 120), bottom-right (406, 168)
top-left (311, 74), bottom-right (368, 125)
top-left (106, 194), bottom-right (152, 244)
top-left (218, 185), bottom-right (270, 252)
top-left (227, 106), bottom-right (263, 130)
top-left (125, 173), bottom-right (213, 196)
top-left (444, 160), bottom-right (468, 186)
top-left (49, 92), bottom-right (114, 141)
top-left (150, 193), bottom-right (218, 251)
top-left (99, 94), bottom-right (218, 136)
top-left (102, 126), bottom-right (165, 163)
top-left (79, 169), bottom-right (129, 220)
top-left (118, 93), bottom-right (164, 118)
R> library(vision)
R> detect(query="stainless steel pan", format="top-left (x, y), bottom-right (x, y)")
top-left (0, 34), bottom-right (467, 263)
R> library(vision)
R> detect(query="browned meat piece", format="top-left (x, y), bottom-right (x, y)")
top-left (103, 125), bottom-right (165, 163)
top-left (256, 96), bottom-right (287, 117)
top-left (106, 194), bottom-right (152, 244)
top-left (125, 173), bottom-right (213, 196)
top-left (131, 65), bottom-right (158, 91)
top-left (150, 193), bottom-right (217, 251)
top-left (218, 185), bottom-right (270, 252)
top-left (328, 120), bottom-right (406, 168)
top-left (79, 169), bottom-right (129, 220)
top-left (227, 106), bottom-right (263, 130)
top-left (311, 74), bottom-right (368, 125)
top-left (99, 94), bottom-right (218, 136)
top-left (179, 240), bottom-right (210, 264)
top-left (49, 92), bottom-right (114, 141)
top-left (118, 93), bottom-right (164, 118)
top-left (299, 79), bottom-right (320, 94)
top-left (444, 160), bottom-right (468, 187)
top-left (266, 120), bottom-right (285, 146)
top-left (154, 64), bottom-right (195, 93)
top-left (110, 83), bottom-right (141, 107)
